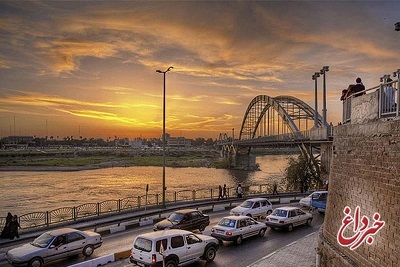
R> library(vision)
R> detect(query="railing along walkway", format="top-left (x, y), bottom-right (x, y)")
top-left (0, 191), bottom-right (310, 249)
top-left (0, 184), bottom-right (305, 230)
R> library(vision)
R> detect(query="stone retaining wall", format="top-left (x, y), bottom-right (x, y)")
top-left (318, 118), bottom-right (400, 267)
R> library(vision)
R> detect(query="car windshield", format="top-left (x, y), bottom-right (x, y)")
top-left (271, 209), bottom-right (288, 217)
top-left (218, 218), bottom-right (236, 228)
top-left (32, 233), bottom-right (54, 248)
top-left (168, 212), bottom-right (184, 222)
top-left (313, 193), bottom-right (321, 198)
top-left (240, 201), bottom-right (254, 208)
top-left (134, 237), bottom-right (152, 252)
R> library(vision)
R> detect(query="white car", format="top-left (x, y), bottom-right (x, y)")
top-left (299, 191), bottom-right (328, 207)
top-left (211, 215), bottom-right (267, 245)
top-left (130, 229), bottom-right (219, 267)
top-left (6, 228), bottom-right (102, 267)
top-left (265, 206), bottom-right (313, 232)
top-left (229, 198), bottom-right (273, 218)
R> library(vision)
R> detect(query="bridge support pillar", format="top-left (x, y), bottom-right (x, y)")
top-left (231, 153), bottom-right (257, 170)
top-left (320, 142), bottom-right (332, 184)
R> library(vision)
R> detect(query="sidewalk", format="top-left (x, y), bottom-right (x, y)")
top-left (248, 231), bottom-right (317, 267)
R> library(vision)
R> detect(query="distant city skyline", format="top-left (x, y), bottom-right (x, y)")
top-left (1, 1), bottom-right (399, 139)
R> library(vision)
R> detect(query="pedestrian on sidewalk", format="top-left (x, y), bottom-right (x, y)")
top-left (218, 185), bottom-right (223, 201)
top-left (223, 184), bottom-right (227, 199)
top-left (9, 215), bottom-right (21, 240)
top-left (272, 181), bottom-right (279, 195)
top-left (0, 212), bottom-right (13, 239)
top-left (237, 184), bottom-right (243, 198)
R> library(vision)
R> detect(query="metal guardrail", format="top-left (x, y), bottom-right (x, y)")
top-left (342, 79), bottom-right (399, 123)
top-left (0, 183), bottom-right (303, 230)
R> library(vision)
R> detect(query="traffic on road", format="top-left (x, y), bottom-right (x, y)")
top-left (0, 203), bottom-right (324, 267)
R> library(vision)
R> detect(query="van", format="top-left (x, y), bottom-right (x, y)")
top-left (130, 229), bottom-right (219, 267)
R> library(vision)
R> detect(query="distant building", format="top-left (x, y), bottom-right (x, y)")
top-left (129, 138), bottom-right (147, 148)
top-left (167, 136), bottom-right (191, 148)
top-left (1, 136), bottom-right (34, 149)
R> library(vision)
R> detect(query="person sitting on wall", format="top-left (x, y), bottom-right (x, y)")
top-left (345, 77), bottom-right (365, 98)
top-left (341, 85), bottom-right (353, 100)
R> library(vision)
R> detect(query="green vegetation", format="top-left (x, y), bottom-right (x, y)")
top-left (284, 154), bottom-right (322, 192)
top-left (0, 148), bottom-right (220, 169)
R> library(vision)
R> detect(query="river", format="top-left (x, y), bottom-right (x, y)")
top-left (0, 154), bottom-right (293, 216)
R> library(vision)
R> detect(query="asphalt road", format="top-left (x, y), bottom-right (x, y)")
top-left (0, 205), bottom-right (324, 267)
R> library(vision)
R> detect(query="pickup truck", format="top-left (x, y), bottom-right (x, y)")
top-left (311, 191), bottom-right (328, 213)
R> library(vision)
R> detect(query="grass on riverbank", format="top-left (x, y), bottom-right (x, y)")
top-left (0, 149), bottom-right (220, 169)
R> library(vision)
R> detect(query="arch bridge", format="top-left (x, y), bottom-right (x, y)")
top-left (219, 95), bottom-right (333, 180)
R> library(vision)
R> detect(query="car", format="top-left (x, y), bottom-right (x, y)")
top-left (210, 215), bottom-right (267, 245)
top-left (130, 229), bottom-right (219, 267)
top-left (153, 209), bottom-right (210, 232)
top-left (299, 191), bottom-right (328, 207)
top-left (229, 198), bottom-right (273, 218)
top-left (265, 206), bottom-right (313, 231)
top-left (5, 227), bottom-right (102, 267)
top-left (311, 191), bottom-right (328, 213)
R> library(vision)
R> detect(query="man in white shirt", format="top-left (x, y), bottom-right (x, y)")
top-left (383, 78), bottom-right (396, 113)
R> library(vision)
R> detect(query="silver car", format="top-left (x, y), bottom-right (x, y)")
top-left (265, 206), bottom-right (313, 231)
top-left (211, 215), bottom-right (267, 245)
top-left (6, 228), bottom-right (102, 267)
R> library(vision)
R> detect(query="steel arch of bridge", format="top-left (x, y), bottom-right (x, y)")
top-left (239, 95), bottom-right (328, 140)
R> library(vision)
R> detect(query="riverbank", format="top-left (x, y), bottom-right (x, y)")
top-left (0, 148), bottom-right (225, 171)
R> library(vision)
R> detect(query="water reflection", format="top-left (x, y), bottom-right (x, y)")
top-left (0, 154), bottom-right (293, 215)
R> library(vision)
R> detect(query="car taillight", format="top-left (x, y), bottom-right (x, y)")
top-left (226, 231), bottom-right (232, 236)
top-left (152, 254), bottom-right (157, 263)
top-left (279, 221), bottom-right (285, 224)
top-left (211, 228), bottom-right (215, 232)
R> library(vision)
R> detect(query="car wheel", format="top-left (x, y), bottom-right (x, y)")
top-left (306, 218), bottom-right (312, 226)
top-left (199, 223), bottom-right (206, 232)
top-left (28, 257), bottom-right (43, 267)
top-left (266, 210), bottom-right (272, 215)
top-left (259, 228), bottom-right (266, 237)
top-left (235, 235), bottom-right (243, 245)
top-left (165, 259), bottom-right (178, 267)
top-left (82, 245), bottom-right (94, 257)
top-left (204, 246), bottom-right (217, 262)
top-left (287, 224), bottom-right (294, 232)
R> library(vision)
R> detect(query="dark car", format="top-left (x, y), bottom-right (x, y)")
top-left (153, 209), bottom-right (210, 232)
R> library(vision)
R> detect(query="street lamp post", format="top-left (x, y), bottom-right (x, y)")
top-left (312, 72), bottom-right (320, 128)
top-left (156, 66), bottom-right (173, 208)
top-left (320, 66), bottom-right (329, 126)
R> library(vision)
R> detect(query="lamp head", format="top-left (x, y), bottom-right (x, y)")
top-left (323, 66), bottom-right (329, 72)
top-left (156, 70), bottom-right (162, 73)
top-left (167, 66), bottom-right (174, 72)
top-left (314, 72), bottom-right (320, 78)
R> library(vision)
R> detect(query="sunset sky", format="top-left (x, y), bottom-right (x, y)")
top-left (0, 1), bottom-right (399, 140)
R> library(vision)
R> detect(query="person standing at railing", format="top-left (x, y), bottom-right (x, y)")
top-left (383, 78), bottom-right (396, 112)
top-left (8, 215), bottom-right (21, 240)
top-left (218, 185), bottom-right (223, 201)
top-left (223, 184), bottom-right (227, 199)
top-left (237, 184), bottom-right (243, 198)
top-left (0, 212), bottom-right (13, 239)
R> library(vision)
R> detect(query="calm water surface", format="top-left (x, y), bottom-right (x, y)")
top-left (0, 155), bottom-right (292, 215)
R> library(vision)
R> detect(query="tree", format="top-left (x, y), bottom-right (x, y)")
top-left (284, 154), bottom-right (321, 193)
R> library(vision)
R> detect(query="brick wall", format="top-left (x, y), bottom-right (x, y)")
top-left (318, 119), bottom-right (400, 267)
